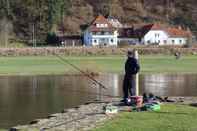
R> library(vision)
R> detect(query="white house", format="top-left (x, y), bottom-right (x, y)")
top-left (83, 15), bottom-right (118, 46)
top-left (138, 24), bottom-right (192, 45)
top-left (166, 27), bottom-right (191, 45)
top-left (140, 24), bottom-right (169, 45)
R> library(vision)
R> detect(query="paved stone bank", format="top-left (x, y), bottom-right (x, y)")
top-left (10, 97), bottom-right (197, 131)
top-left (10, 102), bottom-right (113, 131)
top-left (0, 47), bottom-right (197, 56)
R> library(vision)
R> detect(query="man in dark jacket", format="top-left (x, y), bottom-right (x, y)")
top-left (122, 50), bottom-right (140, 102)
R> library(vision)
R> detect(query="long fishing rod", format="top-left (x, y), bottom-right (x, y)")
top-left (64, 88), bottom-right (122, 98)
top-left (55, 54), bottom-right (107, 90)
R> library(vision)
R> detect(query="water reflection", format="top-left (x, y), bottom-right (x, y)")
top-left (0, 74), bottom-right (197, 128)
top-left (141, 74), bottom-right (197, 96)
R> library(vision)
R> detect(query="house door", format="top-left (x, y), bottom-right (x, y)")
top-left (99, 38), bottom-right (109, 46)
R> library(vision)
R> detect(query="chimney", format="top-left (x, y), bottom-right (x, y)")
top-left (178, 26), bottom-right (182, 30)
top-left (186, 27), bottom-right (191, 32)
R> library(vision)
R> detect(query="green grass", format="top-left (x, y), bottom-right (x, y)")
top-left (93, 104), bottom-right (197, 131)
top-left (140, 55), bottom-right (197, 73)
top-left (0, 55), bottom-right (197, 75)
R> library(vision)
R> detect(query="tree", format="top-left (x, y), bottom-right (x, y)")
top-left (0, 18), bottom-right (13, 47)
top-left (48, 0), bottom-right (71, 31)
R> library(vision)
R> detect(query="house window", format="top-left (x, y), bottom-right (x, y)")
top-left (155, 33), bottom-right (160, 37)
top-left (179, 40), bottom-right (182, 44)
top-left (172, 40), bottom-right (175, 44)
top-left (111, 39), bottom-right (114, 43)
top-left (158, 40), bottom-right (160, 43)
top-left (94, 39), bottom-right (97, 43)
top-left (96, 32), bottom-right (101, 35)
top-left (147, 40), bottom-right (150, 44)
top-left (96, 24), bottom-right (100, 27)
top-left (104, 32), bottom-right (109, 35)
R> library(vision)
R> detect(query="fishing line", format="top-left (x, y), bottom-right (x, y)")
top-left (55, 54), bottom-right (107, 90)
top-left (63, 88), bottom-right (122, 98)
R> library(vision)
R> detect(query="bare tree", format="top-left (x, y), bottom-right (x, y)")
top-left (0, 18), bottom-right (13, 47)
top-left (6, 0), bottom-right (10, 16)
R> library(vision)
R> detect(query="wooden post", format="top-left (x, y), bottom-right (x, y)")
top-left (72, 40), bottom-right (75, 47)
top-left (134, 50), bottom-right (139, 96)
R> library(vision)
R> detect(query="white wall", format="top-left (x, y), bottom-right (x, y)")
top-left (118, 38), bottom-right (140, 45)
top-left (144, 30), bottom-right (169, 45)
top-left (83, 30), bottom-right (118, 46)
top-left (143, 30), bottom-right (188, 45)
top-left (168, 38), bottom-right (187, 45)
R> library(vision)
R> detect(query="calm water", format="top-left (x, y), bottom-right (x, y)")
top-left (0, 74), bottom-right (197, 128)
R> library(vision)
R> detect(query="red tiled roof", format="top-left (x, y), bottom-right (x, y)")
top-left (141, 24), bottom-right (164, 32)
top-left (87, 15), bottom-right (115, 32)
top-left (136, 23), bottom-right (192, 38)
top-left (167, 27), bottom-right (192, 38)
top-left (134, 24), bottom-right (164, 37)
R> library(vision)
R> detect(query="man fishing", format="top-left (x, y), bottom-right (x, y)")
top-left (122, 49), bottom-right (140, 104)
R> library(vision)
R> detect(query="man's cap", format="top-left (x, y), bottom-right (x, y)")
top-left (127, 49), bottom-right (134, 57)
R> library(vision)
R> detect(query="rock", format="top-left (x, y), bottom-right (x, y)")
top-left (9, 128), bottom-right (18, 131)
top-left (29, 119), bottom-right (40, 125)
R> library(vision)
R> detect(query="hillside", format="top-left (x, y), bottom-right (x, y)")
top-left (0, 0), bottom-right (197, 46)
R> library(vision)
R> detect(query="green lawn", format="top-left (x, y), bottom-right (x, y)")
top-left (0, 55), bottom-right (197, 75)
top-left (93, 104), bottom-right (197, 131)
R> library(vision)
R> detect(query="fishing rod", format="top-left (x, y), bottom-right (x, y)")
top-left (63, 88), bottom-right (122, 99)
top-left (55, 54), bottom-right (107, 90)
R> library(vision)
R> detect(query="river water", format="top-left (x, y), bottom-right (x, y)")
top-left (0, 74), bottom-right (197, 128)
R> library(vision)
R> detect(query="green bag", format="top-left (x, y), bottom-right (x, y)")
top-left (144, 103), bottom-right (161, 111)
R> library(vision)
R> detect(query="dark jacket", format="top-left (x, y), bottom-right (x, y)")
top-left (125, 57), bottom-right (140, 77)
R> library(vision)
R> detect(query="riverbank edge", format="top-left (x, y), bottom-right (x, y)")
top-left (1, 70), bottom-right (197, 77)
top-left (9, 97), bottom-right (197, 131)
top-left (0, 47), bottom-right (197, 56)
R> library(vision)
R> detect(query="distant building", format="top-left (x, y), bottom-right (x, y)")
top-left (137, 24), bottom-right (192, 45)
top-left (83, 15), bottom-right (118, 46)
top-left (59, 35), bottom-right (82, 47)
top-left (56, 28), bottom-right (83, 47)
top-left (137, 24), bottom-right (169, 45)
top-left (118, 27), bottom-right (140, 45)
top-left (167, 27), bottom-right (192, 45)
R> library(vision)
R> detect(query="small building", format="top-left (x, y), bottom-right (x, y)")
top-left (59, 35), bottom-right (83, 47)
top-left (118, 27), bottom-right (140, 45)
top-left (138, 24), bottom-right (169, 45)
top-left (137, 24), bottom-right (192, 45)
top-left (83, 15), bottom-right (118, 47)
top-left (166, 27), bottom-right (192, 45)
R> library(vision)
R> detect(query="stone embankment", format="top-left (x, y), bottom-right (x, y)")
top-left (0, 46), bottom-right (197, 56)
top-left (10, 97), bottom-right (197, 131)
top-left (10, 102), bottom-right (113, 131)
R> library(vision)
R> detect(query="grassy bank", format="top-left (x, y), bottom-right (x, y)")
top-left (93, 104), bottom-right (197, 131)
top-left (0, 55), bottom-right (197, 75)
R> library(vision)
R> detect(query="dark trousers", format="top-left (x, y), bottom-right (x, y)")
top-left (123, 75), bottom-right (135, 100)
